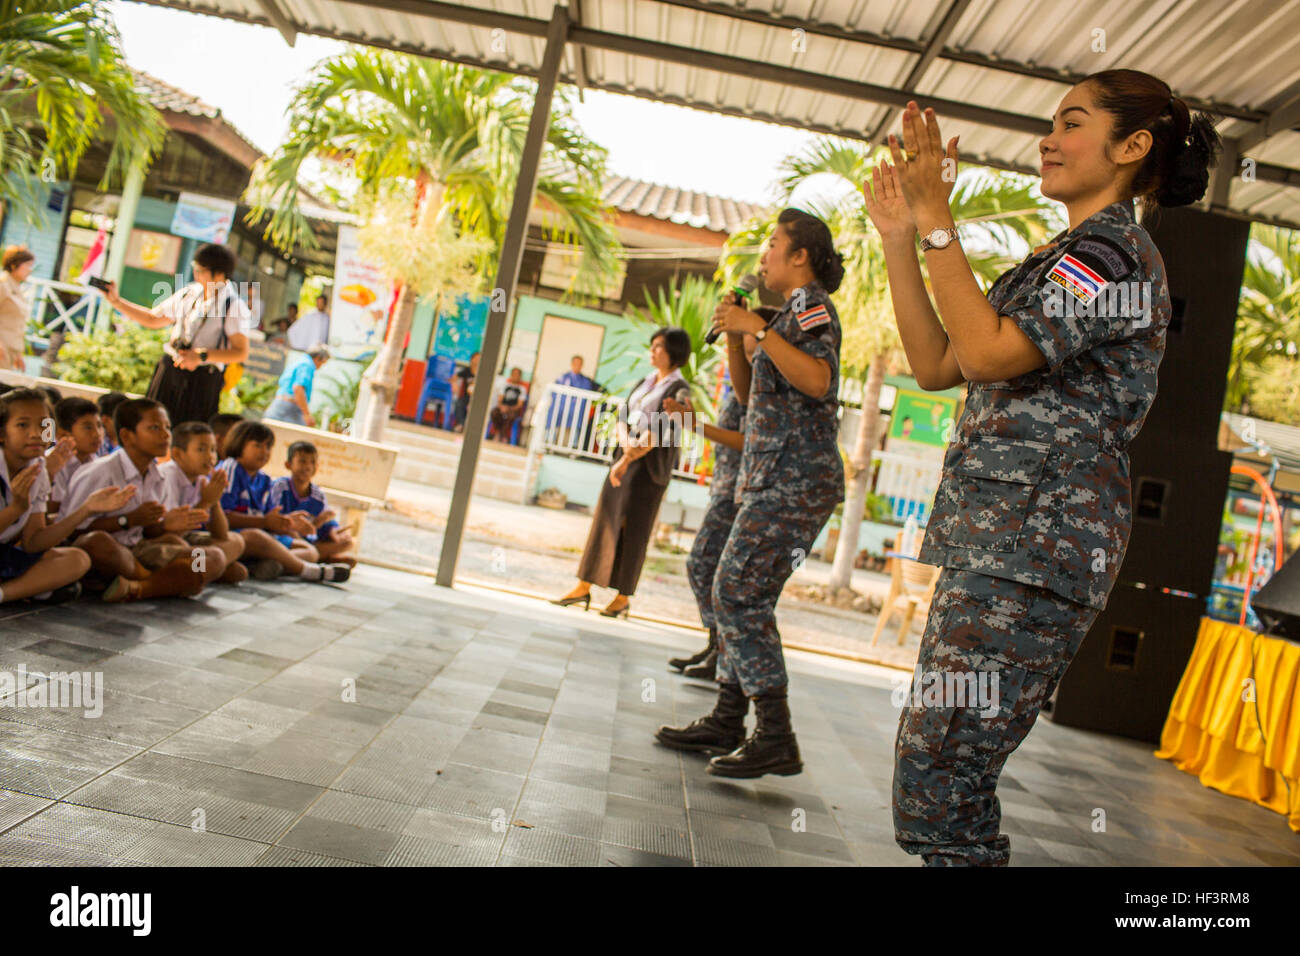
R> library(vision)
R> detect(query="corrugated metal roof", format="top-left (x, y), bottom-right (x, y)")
top-left (1223, 411), bottom-right (1300, 474)
top-left (127, 0), bottom-right (1300, 230)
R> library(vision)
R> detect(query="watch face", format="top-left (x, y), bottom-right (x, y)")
top-left (928, 228), bottom-right (951, 248)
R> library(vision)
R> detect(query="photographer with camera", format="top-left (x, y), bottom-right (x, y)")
top-left (99, 243), bottom-right (251, 425)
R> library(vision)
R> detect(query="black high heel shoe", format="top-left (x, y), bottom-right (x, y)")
top-left (600, 602), bottom-right (630, 619)
top-left (550, 593), bottom-right (591, 610)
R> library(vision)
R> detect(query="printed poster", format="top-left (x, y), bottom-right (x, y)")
top-left (888, 389), bottom-right (957, 447)
top-left (330, 224), bottom-right (393, 358)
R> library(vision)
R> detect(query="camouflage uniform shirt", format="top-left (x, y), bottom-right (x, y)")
top-left (918, 200), bottom-right (1170, 609)
top-left (734, 280), bottom-right (845, 509)
top-left (709, 394), bottom-right (745, 501)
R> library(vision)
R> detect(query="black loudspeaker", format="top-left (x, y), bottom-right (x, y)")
top-left (1136, 207), bottom-right (1250, 444)
top-left (1253, 552), bottom-right (1300, 643)
top-left (1045, 208), bottom-right (1249, 741)
top-left (1045, 585), bottom-right (1204, 743)
top-left (1113, 439), bottom-right (1233, 596)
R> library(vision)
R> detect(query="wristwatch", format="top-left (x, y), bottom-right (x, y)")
top-left (197, 347), bottom-right (209, 363)
top-left (754, 324), bottom-right (770, 342)
top-left (116, 514), bottom-right (129, 529)
top-left (920, 226), bottom-right (959, 251)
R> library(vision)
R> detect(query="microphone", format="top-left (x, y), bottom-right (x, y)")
top-left (705, 274), bottom-right (759, 345)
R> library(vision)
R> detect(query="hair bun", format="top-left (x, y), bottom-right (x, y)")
top-left (1156, 112), bottom-right (1221, 207)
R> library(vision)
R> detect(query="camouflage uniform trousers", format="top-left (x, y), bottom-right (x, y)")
top-left (686, 495), bottom-right (739, 630)
top-left (713, 491), bottom-right (837, 696)
top-left (893, 567), bottom-right (1099, 866)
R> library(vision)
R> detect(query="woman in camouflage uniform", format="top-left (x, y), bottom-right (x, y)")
top-left (864, 70), bottom-right (1222, 865)
top-left (656, 210), bottom-right (845, 779)
top-left (664, 323), bottom-right (766, 680)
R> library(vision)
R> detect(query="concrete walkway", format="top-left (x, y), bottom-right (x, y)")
top-left (374, 478), bottom-right (920, 670)
top-left (2, 564), bottom-right (1294, 866)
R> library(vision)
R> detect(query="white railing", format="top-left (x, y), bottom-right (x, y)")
top-left (871, 449), bottom-right (942, 524)
top-left (521, 382), bottom-right (710, 500)
top-left (22, 277), bottom-right (107, 348)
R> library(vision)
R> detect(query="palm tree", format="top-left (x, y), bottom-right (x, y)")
top-left (723, 139), bottom-right (1060, 593)
top-left (244, 50), bottom-right (621, 441)
top-left (0, 0), bottom-right (163, 214)
top-left (1229, 224), bottom-right (1300, 418)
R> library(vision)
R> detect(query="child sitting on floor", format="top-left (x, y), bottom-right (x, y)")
top-left (59, 398), bottom-right (230, 603)
top-left (160, 421), bottom-right (248, 584)
top-left (268, 441), bottom-right (357, 568)
top-left (0, 388), bottom-right (134, 605)
top-left (46, 397), bottom-right (105, 512)
top-left (216, 421), bottom-right (350, 583)
top-left (97, 392), bottom-right (127, 456)
top-left (209, 413), bottom-right (244, 461)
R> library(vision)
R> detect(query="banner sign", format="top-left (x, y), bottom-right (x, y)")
top-left (170, 192), bottom-right (236, 244)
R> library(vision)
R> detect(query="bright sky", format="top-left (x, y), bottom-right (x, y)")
top-left (108, 1), bottom-right (827, 207)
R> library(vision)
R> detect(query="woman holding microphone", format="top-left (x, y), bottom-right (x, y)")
top-left (865, 71), bottom-right (1219, 865)
top-left (655, 209), bottom-right (845, 779)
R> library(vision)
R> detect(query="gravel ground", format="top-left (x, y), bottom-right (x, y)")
top-left (358, 507), bottom-right (921, 671)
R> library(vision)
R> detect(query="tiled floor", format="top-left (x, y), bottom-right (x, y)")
top-left (0, 565), bottom-right (1295, 867)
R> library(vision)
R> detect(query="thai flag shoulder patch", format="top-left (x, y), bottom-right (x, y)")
top-left (1045, 253), bottom-right (1105, 304)
top-left (796, 304), bottom-right (832, 331)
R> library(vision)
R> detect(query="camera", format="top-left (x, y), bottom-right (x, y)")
top-left (86, 276), bottom-right (110, 292)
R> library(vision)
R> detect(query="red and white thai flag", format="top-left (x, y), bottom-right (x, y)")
top-left (796, 304), bottom-right (831, 330)
top-left (1047, 253), bottom-right (1105, 304)
top-left (77, 226), bottom-right (107, 285)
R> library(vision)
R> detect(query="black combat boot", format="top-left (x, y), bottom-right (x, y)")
top-left (654, 682), bottom-right (748, 755)
top-left (707, 686), bottom-right (802, 778)
top-left (669, 625), bottom-right (715, 672)
top-left (682, 646), bottom-right (718, 680)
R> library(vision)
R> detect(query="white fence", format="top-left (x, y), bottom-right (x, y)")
top-left (22, 277), bottom-right (107, 350)
top-left (871, 449), bottom-right (942, 524)
top-left (521, 382), bottom-right (710, 495)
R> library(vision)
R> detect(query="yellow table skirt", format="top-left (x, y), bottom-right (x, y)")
top-left (1156, 617), bottom-right (1300, 833)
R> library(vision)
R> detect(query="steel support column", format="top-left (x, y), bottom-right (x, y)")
top-left (435, 2), bottom-right (570, 587)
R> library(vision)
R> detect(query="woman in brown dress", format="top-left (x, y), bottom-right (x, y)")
top-left (552, 326), bottom-right (692, 618)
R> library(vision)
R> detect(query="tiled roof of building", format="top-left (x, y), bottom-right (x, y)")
top-left (602, 176), bottom-right (766, 234)
top-left (132, 68), bottom-right (261, 157)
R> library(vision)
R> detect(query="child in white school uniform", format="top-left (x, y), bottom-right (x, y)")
top-left (59, 398), bottom-right (230, 603)
top-left (46, 396), bottom-right (105, 512)
top-left (159, 421), bottom-right (248, 584)
top-left (0, 389), bottom-right (134, 604)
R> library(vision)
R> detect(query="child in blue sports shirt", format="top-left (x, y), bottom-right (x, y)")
top-left (216, 420), bottom-right (350, 583)
top-left (268, 441), bottom-right (356, 567)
